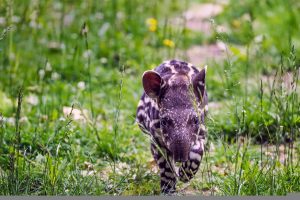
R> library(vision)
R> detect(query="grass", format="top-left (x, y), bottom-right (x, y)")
top-left (0, 0), bottom-right (299, 196)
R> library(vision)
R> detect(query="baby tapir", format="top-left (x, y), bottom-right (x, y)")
top-left (136, 60), bottom-right (208, 194)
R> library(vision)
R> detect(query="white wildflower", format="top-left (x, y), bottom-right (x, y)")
top-left (100, 57), bottom-right (108, 64)
top-left (20, 117), bottom-right (28, 123)
top-left (98, 23), bottom-right (110, 37)
top-left (12, 16), bottom-right (20, 23)
top-left (51, 72), bottom-right (60, 80)
top-left (26, 94), bottom-right (39, 106)
top-left (81, 170), bottom-right (96, 177)
top-left (63, 106), bottom-right (89, 123)
top-left (59, 117), bottom-right (66, 121)
top-left (45, 62), bottom-right (52, 71)
top-left (116, 12), bottom-right (124, 19)
top-left (77, 81), bottom-right (85, 90)
top-left (35, 154), bottom-right (45, 163)
top-left (63, 13), bottom-right (74, 26)
top-left (0, 17), bottom-right (5, 25)
top-left (216, 41), bottom-right (227, 51)
top-left (7, 117), bottom-right (15, 125)
top-left (95, 12), bottom-right (104, 20)
top-left (48, 41), bottom-right (62, 51)
top-left (83, 50), bottom-right (92, 58)
top-left (254, 35), bottom-right (264, 43)
top-left (38, 69), bottom-right (45, 79)
top-left (81, 25), bottom-right (88, 34)
top-left (29, 21), bottom-right (37, 28)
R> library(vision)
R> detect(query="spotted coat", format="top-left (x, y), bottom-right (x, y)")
top-left (136, 59), bottom-right (208, 194)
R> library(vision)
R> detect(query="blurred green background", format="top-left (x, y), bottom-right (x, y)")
top-left (0, 0), bottom-right (299, 195)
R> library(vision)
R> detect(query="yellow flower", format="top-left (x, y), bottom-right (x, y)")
top-left (149, 25), bottom-right (157, 32)
top-left (232, 19), bottom-right (241, 28)
top-left (163, 39), bottom-right (175, 48)
top-left (146, 17), bottom-right (157, 32)
top-left (146, 18), bottom-right (157, 26)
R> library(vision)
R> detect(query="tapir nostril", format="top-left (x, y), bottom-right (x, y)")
top-left (173, 154), bottom-right (188, 162)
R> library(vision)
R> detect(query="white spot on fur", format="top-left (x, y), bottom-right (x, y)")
top-left (164, 172), bottom-right (175, 178)
top-left (192, 140), bottom-right (200, 150)
top-left (161, 177), bottom-right (172, 183)
top-left (157, 157), bottom-right (165, 164)
top-left (191, 162), bottom-right (198, 169)
top-left (137, 109), bottom-right (147, 118)
top-left (187, 62), bottom-right (193, 68)
top-left (163, 60), bottom-right (171, 66)
top-left (150, 119), bottom-right (160, 127)
top-left (169, 65), bottom-right (177, 73)
top-left (137, 100), bottom-right (144, 107)
top-left (189, 67), bottom-right (200, 78)
top-left (144, 96), bottom-right (151, 104)
top-left (186, 161), bottom-right (190, 167)
top-left (189, 151), bottom-right (202, 161)
top-left (200, 124), bottom-right (206, 131)
top-left (144, 96), bottom-right (159, 109)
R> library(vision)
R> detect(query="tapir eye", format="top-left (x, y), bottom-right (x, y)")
top-left (161, 118), bottom-right (169, 127)
top-left (193, 116), bottom-right (199, 125)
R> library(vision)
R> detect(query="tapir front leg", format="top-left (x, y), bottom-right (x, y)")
top-left (179, 139), bottom-right (204, 182)
top-left (151, 143), bottom-right (177, 194)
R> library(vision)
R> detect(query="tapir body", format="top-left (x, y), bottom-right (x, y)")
top-left (136, 60), bottom-right (208, 193)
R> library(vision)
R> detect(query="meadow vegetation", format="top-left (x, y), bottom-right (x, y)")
top-left (0, 0), bottom-right (299, 195)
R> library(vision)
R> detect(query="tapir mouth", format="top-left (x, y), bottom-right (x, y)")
top-left (170, 140), bottom-right (190, 162)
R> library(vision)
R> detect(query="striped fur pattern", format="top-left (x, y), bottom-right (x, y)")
top-left (136, 60), bottom-right (208, 194)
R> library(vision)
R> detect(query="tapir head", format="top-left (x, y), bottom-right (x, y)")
top-left (142, 67), bottom-right (207, 162)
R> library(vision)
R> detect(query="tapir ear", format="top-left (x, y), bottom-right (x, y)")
top-left (142, 70), bottom-right (163, 99)
top-left (192, 66), bottom-right (207, 100)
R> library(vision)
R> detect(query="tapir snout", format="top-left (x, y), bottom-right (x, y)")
top-left (170, 138), bottom-right (191, 162)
